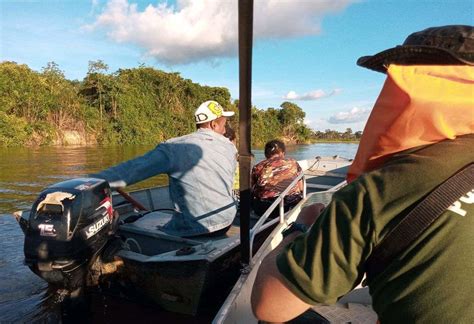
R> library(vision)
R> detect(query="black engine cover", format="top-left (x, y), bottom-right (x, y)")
top-left (24, 178), bottom-right (117, 286)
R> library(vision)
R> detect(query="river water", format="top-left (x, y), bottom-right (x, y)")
top-left (0, 143), bottom-right (358, 323)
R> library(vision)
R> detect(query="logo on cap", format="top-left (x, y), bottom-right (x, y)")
top-left (207, 101), bottom-right (223, 117)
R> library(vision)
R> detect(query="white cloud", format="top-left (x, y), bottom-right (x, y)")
top-left (328, 107), bottom-right (371, 124)
top-left (254, 1), bottom-right (354, 38)
top-left (89, 0), bottom-right (101, 16)
top-left (283, 88), bottom-right (341, 101)
top-left (87, 0), bottom-right (355, 65)
top-left (284, 91), bottom-right (298, 100)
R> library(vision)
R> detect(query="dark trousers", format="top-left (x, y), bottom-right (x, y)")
top-left (252, 195), bottom-right (302, 218)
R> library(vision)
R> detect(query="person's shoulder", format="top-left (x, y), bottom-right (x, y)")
top-left (193, 129), bottom-right (230, 143)
top-left (253, 159), bottom-right (264, 168)
top-left (253, 159), bottom-right (268, 171)
top-left (167, 131), bottom-right (224, 146)
top-left (385, 136), bottom-right (473, 176)
top-left (281, 157), bottom-right (300, 167)
top-left (284, 157), bottom-right (299, 163)
top-left (164, 132), bottom-right (196, 144)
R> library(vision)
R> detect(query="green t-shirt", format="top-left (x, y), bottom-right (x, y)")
top-left (277, 135), bottom-right (474, 323)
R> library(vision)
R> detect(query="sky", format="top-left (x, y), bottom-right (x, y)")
top-left (1, 0), bottom-right (473, 132)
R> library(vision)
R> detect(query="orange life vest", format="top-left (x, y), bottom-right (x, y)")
top-left (347, 65), bottom-right (474, 182)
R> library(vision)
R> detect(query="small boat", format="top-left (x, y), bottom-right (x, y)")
top-left (13, 2), bottom-right (369, 321)
top-left (14, 156), bottom-right (352, 317)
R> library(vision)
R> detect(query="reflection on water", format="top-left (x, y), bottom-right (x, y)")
top-left (0, 143), bottom-right (358, 323)
top-left (0, 145), bottom-right (168, 213)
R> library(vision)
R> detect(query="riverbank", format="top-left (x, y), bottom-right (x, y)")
top-left (0, 131), bottom-right (359, 148)
top-left (1, 62), bottom-right (322, 147)
top-left (310, 139), bottom-right (359, 144)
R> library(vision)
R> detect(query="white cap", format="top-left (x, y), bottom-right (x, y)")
top-left (194, 100), bottom-right (235, 124)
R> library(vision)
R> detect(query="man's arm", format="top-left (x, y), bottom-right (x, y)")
top-left (296, 162), bottom-right (304, 192)
top-left (251, 232), bottom-right (311, 322)
top-left (91, 144), bottom-right (172, 188)
top-left (297, 178), bottom-right (304, 192)
top-left (251, 203), bottom-right (325, 322)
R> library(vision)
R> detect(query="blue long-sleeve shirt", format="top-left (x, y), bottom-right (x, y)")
top-left (92, 128), bottom-right (238, 236)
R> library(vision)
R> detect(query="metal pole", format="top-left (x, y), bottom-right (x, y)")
top-left (238, 0), bottom-right (253, 266)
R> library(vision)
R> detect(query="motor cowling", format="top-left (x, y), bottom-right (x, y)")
top-left (24, 178), bottom-right (118, 288)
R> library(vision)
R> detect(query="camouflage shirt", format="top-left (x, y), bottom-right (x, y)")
top-left (251, 156), bottom-right (303, 200)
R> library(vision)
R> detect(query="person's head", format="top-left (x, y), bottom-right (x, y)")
top-left (224, 124), bottom-right (237, 144)
top-left (194, 100), bottom-right (235, 135)
top-left (347, 25), bottom-right (474, 182)
top-left (264, 140), bottom-right (285, 159)
top-left (357, 25), bottom-right (474, 73)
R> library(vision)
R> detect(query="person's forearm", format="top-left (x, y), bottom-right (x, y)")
top-left (251, 232), bottom-right (311, 322)
top-left (252, 204), bottom-right (326, 322)
top-left (263, 231), bottom-right (300, 265)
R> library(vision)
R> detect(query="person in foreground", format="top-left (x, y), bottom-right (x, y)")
top-left (92, 100), bottom-right (237, 237)
top-left (251, 140), bottom-right (303, 217)
top-left (251, 25), bottom-right (474, 323)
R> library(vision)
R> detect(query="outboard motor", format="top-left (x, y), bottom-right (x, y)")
top-left (20, 178), bottom-right (120, 290)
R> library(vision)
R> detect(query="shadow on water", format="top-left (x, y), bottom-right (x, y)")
top-left (1, 277), bottom-right (212, 323)
top-left (57, 287), bottom-right (212, 324)
top-left (75, 289), bottom-right (212, 324)
top-left (0, 214), bottom-right (58, 323)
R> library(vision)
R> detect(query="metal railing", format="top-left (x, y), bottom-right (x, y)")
top-left (248, 171), bottom-right (307, 264)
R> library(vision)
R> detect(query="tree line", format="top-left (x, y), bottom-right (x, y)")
top-left (313, 128), bottom-right (362, 141)
top-left (0, 61), bottom-right (359, 147)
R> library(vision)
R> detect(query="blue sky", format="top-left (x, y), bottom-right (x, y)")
top-left (1, 0), bottom-right (472, 132)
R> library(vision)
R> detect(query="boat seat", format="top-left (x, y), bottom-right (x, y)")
top-left (128, 211), bottom-right (240, 240)
top-left (130, 211), bottom-right (174, 230)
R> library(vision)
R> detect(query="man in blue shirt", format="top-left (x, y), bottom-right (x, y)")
top-left (93, 100), bottom-right (237, 237)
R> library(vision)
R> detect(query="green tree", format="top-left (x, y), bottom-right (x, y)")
top-left (279, 101), bottom-right (305, 125)
top-left (41, 62), bottom-right (82, 129)
top-left (0, 61), bottom-right (48, 122)
top-left (278, 102), bottom-right (308, 143)
top-left (343, 127), bottom-right (353, 140)
top-left (83, 60), bottom-right (109, 128)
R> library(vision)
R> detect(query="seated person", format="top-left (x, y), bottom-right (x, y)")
top-left (251, 140), bottom-right (303, 217)
top-left (91, 100), bottom-right (237, 237)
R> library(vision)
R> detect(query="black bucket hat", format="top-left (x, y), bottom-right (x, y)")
top-left (357, 25), bottom-right (474, 73)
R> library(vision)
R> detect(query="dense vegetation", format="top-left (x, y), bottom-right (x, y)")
top-left (312, 128), bottom-right (362, 142)
top-left (0, 61), bottom-right (359, 147)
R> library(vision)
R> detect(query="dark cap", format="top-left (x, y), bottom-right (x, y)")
top-left (357, 25), bottom-right (474, 73)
